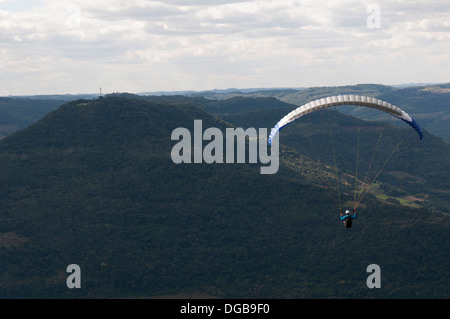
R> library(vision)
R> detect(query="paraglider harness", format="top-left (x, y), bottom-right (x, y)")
top-left (340, 209), bottom-right (356, 228)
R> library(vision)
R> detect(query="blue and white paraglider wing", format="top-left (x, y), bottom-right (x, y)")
top-left (268, 95), bottom-right (423, 145)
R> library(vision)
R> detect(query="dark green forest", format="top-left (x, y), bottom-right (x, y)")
top-left (0, 94), bottom-right (448, 298)
top-left (0, 97), bottom-right (64, 139)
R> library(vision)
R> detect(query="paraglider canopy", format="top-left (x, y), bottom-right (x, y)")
top-left (268, 95), bottom-right (423, 145)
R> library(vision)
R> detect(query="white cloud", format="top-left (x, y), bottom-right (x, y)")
top-left (0, 0), bottom-right (448, 95)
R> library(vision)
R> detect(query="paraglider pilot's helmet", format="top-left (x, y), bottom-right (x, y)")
top-left (345, 210), bottom-right (350, 215)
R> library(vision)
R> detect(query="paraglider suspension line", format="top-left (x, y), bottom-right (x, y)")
top-left (353, 127), bottom-right (361, 209)
top-left (327, 109), bottom-right (342, 211)
top-left (355, 140), bottom-right (402, 209)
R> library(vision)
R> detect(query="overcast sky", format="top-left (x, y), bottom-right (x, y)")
top-left (0, 0), bottom-right (449, 95)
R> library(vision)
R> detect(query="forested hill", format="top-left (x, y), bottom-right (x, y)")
top-left (0, 96), bottom-right (448, 298)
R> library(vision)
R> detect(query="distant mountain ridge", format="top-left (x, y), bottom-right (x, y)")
top-left (2, 83), bottom-right (449, 141)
